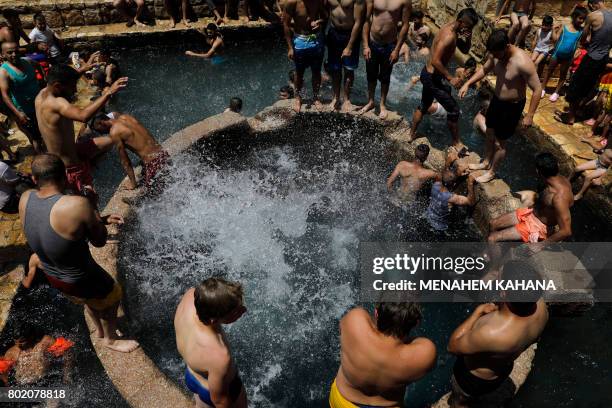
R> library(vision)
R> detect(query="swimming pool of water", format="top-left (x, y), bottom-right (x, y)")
top-left (98, 39), bottom-right (612, 407)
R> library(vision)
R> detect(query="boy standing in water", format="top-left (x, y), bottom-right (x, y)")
top-left (175, 278), bottom-right (248, 408)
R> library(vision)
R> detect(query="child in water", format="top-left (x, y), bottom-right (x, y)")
top-left (185, 23), bottom-right (225, 63)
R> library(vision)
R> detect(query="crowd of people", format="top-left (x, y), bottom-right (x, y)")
top-left (0, 0), bottom-right (611, 407)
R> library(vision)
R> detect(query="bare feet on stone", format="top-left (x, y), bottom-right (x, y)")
top-left (330, 98), bottom-right (341, 111)
top-left (103, 338), bottom-right (140, 353)
top-left (358, 101), bottom-right (375, 115)
top-left (134, 19), bottom-right (146, 27)
top-left (293, 98), bottom-right (302, 113)
top-left (379, 106), bottom-right (389, 120)
top-left (313, 99), bottom-right (324, 111)
top-left (169, 18), bottom-right (176, 28)
top-left (341, 100), bottom-right (355, 113)
top-left (182, 19), bottom-right (191, 27)
top-left (475, 171), bottom-right (495, 183)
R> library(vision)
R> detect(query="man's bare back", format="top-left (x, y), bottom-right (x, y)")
top-left (110, 114), bottom-right (161, 162)
top-left (370, 0), bottom-right (407, 43)
top-left (335, 308), bottom-right (436, 406)
top-left (492, 45), bottom-right (532, 101)
top-left (462, 301), bottom-right (548, 380)
top-left (388, 161), bottom-right (437, 195)
top-left (426, 21), bottom-right (458, 75)
top-left (328, 0), bottom-right (357, 30)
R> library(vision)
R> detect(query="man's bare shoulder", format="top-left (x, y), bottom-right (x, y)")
top-left (54, 195), bottom-right (91, 219)
top-left (341, 308), bottom-right (372, 330)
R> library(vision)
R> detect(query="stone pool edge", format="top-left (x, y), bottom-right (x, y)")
top-left (89, 99), bottom-right (536, 407)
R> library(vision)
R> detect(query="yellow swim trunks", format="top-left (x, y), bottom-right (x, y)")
top-left (65, 281), bottom-right (123, 312)
top-left (329, 380), bottom-right (399, 408)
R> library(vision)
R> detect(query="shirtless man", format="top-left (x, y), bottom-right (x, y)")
top-left (386, 144), bottom-right (437, 198)
top-left (326, 0), bottom-right (365, 111)
top-left (359, 0), bottom-right (411, 119)
top-left (113, 0), bottom-right (149, 27)
top-left (0, 10), bottom-right (30, 45)
top-left (330, 303), bottom-right (436, 407)
top-left (448, 260), bottom-right (548, 407)
top-left (572, 144), bottom-right (612, 200)
top-left (35, 64), bottom-right (127, 204)
top-left (19, 154), bottom-right (139, 353)
top-left (409, 8), bottom-right (478, 147)
top-left (283, 0), bottom-right (328, 112)
top-left (400, 10), bottom-right (431, 63)
top-left (174, 278), bottom-right (248, 408)
top-left (90, 112), bottom-right (170, 189)
top-left (459, 29), bottom-right (542, 183)
top-left (487, 152), bottom-right (573, 244)
top-left (497, 0), bottom-right (536, 46)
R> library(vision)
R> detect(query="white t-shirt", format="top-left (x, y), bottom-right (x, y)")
top-left (0, 161), bottom-right (19, 208)
top-left (28, 27), bottom-right (61, 57)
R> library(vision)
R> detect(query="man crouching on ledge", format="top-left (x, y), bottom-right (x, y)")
top-left (447, 260), bottom-right (548, 407)
top-left (175, 277), bottom-right (248, 408)
top-left (330, 302), bottom-right (436, 407)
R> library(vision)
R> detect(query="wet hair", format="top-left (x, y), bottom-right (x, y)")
top-left (542, 15), bottom-right (554, 26)
top-left (2, 9), bottom-right (19, 20)
top-left (206, 23), bottom-right (219, 33)
top-left (535, 152), bottom-right (559, 178)
top-left (572, 6), bottom-right (588, 20)
top-left (31, 154), bottom-right (66, 185)
top-left (279, 85), bottom-right (294, 98)
top-left (457, 7), bottom-right (479, 27)
top-left (502, 259), bottom-right (544, 309)
top-left (415, 144), bottom-right (430, 163)
top-left (375, 302), bottom-right (422, 342)
top-left (47, 64), bottom-right (80, 86)
top-left (412, 10), bottom-right (424, 20)
top-left (464, 57), bottom-right (477, 71)
top-left (89, 112), bottom-right (111, 130)
top-left (288, 70), bottom-right (296, 83)
top-left (194, 277), bottom-right (244, 324)
top-left (229, 97), bottom-right (242, 113)
top-left (33, 13), bottom-right (45, 23)
top-left (486, 29), bottom-right (510, 53)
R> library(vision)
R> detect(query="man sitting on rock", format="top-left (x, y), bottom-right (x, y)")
top-left (387, 143), bottom-right (438, 200)
top-left (487, 153), bottom-right (573, 244)
top-left (447, 259), bottom-right (548, 408)
top-left (19, 154), bottom-right (139, 353)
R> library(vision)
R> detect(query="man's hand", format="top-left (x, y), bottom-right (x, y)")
top-left (476, 303), bottom-right (498, 315)
top-left (450, 76), bottom-right (462, 88)
top-left (310, 19), bottom-right (322, 31)
top-left (16, 111), bottom-right (30, 126)
top-left (106, 77), bottom-right (128, 96)
top-left (287, 48), bottom-right (294, 61)
top-left (341, 47), bottom-right (352, 59)
top-left (363, 47), bottom-right (371, 61)
top-left (522, 113), bottom-right (534, 128)
top-left (103, 214), bottom-right (125, 225)
top-left (458, 82), bottom-right (470, 98)
top-left (389, 49), bottom-right (399, 64)
top-left (87, 51), bottom-right (101, 65)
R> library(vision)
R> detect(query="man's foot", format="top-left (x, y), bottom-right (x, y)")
top-left (476, 171), bottom-right (495, 183)
top-left (341, 100), bottom-right (355, 113)
top-left (216, 17), bottom-right (224, 25)
top-left (313, 99), bottom-right (323, 110)
top-left (357, 101), bottom-right (375, 115)
top-left (182, 19), bottom-right (191, 27)
top-left (549, 92), bottom-right (560, 102)
top-left (541, 89), bottom-right (546, 98)
top-left (169, 18), bottom-right (176, 28)
top-left (379, 107), bottom-right (389, 120)
top-left (469, 161), bottom-right (490, 171)
top-left (103, 338), bottom-right (140, 353)
top-left (134, 19), bottom-right (146, 27)
top-left (293, 98), bottom-right (302, 113)
top-left (330, 98), bottom-right (341, 111)
top-left (574, 193), bottom-right (583, 201)
top-left (126, 19), bottom-right (135, 27)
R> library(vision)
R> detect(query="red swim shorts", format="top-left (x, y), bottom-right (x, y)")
top-left (515, 208), bottom-right (548, 243)
top-left (143, 150), bottom-right (170, 188)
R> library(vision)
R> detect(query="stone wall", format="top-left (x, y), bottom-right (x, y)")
top-left (425, 0), bottom-right (491, 58)
top-left (0, 0), bottom-right (217, 29)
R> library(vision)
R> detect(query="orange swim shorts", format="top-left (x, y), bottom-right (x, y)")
top-left (515, 208), bottom-right (548, 243)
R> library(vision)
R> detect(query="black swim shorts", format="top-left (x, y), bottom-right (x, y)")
top-left (566, 54), bottom-right (608, 104)
top-left (419, 67), bottom-right (460, 122)
top-left (485, 94), bottom-right (526, 140)
top-left (366, 39), bottom-right (395, 85)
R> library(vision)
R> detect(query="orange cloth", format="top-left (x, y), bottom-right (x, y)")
top-left (515, 208), bottom-right (548, 243)
top-left (0, 358), bottom-right (16, 374)
top-left (46, 337), bottom-right (74, 357)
